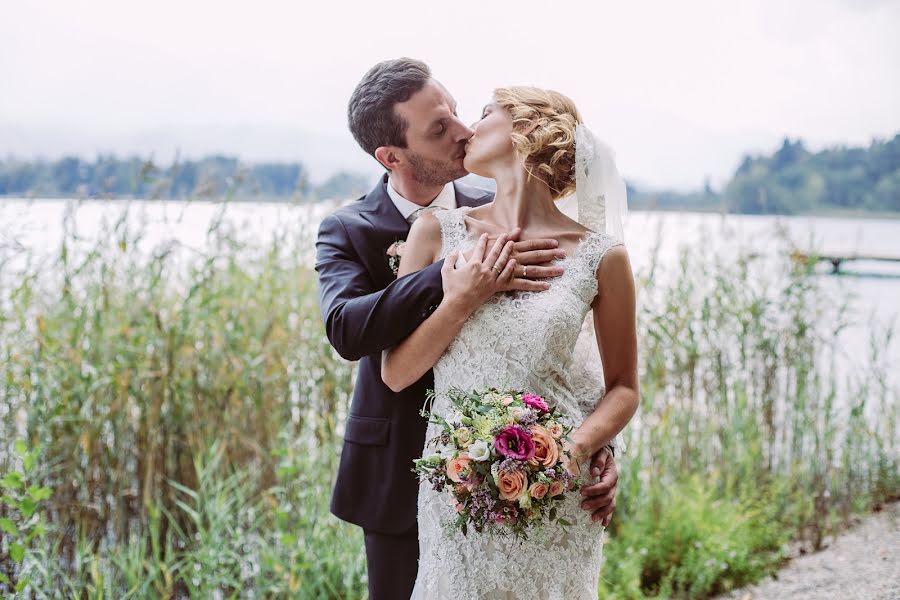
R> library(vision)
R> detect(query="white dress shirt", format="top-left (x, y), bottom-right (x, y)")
top-left (386, 176), bottom-right (457, 222)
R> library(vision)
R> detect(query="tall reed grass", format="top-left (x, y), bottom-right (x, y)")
top-left (0, 199), bottom-right (896, 598)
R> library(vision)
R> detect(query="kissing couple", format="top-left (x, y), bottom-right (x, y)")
top-left (315, 57), bottom-right (639, 599)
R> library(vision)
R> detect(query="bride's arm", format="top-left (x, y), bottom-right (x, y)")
top-left (381, 212), bottom-right (515, 392)
top-left (570, 245), bottom-right (640, 458)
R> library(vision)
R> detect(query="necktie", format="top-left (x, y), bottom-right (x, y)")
top-left (407, 205), bottom-right (448, 224)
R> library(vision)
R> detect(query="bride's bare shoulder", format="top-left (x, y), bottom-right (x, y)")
top-left (397, 211), bottom-right (443, 275)
top-left (593, 244), bottom-right (633, 298)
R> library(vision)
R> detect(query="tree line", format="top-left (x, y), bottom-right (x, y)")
top-left (2, 133), bottom-right (898, 215)
top-left (0, 153), bottom-right (373, 202)
top-left (629, 133), bottom-right (900, 214)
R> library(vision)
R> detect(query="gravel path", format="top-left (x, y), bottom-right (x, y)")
top-left (715, 501), bottom-right (899, 600)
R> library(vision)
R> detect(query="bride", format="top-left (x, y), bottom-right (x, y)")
top-left (381, 86), bottom-right (640, 599)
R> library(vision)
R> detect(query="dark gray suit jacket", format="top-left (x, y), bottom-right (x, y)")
top-left (315, 173), bottom-right (493, 534)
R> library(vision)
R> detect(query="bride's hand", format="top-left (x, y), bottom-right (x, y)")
top-left (561, 434), bottom-right (592, 479)
top-left (441, 232), bottom-right (516, 311)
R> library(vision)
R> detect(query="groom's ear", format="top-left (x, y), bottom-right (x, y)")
top-left (374, 146), bottom-right (402, 171)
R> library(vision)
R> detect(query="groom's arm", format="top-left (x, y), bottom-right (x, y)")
top-left (315, 213), bottom-right (445, 361)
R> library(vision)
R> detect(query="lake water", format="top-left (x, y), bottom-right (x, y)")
top-left (2, 197), bottom-right (898, 398)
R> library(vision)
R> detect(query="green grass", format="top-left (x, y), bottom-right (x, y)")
top-left (0, 199), bottom-right (896, 598)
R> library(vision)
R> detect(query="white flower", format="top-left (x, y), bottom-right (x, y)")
top-left (453, 427), bottom-right (472, 447)
top-left (438, 446), bottom-right (456, 460)
top-left (468, 439), bottom-right (491, 462)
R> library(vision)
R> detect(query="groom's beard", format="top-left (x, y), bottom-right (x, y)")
top-left (406, 149), bottom-right (468, 187)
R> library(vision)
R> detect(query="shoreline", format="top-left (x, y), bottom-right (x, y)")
top-left (3, 195), bottom-right (900, 221)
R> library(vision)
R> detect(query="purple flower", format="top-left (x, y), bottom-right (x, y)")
top-left (499, 457), bottom-right (526, 473)
top-left (494, 426), bottom-right (536, 461)
top-left (522, 394), bottom-right (549, 414)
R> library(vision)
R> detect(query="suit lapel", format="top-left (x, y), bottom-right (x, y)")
top-left (359, 174), bottom-right (493, 284)
top-left (359, 173), bottom-right (411, 239)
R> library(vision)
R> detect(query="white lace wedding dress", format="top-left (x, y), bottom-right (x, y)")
top-left (411, 206), bottom-right (624, 600)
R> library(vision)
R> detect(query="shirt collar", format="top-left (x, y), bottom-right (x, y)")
top-left (386, 176), bottom-right (457, 219)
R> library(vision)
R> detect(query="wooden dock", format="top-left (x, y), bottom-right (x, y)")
top-left (791, 251), bottom-right (900, 274)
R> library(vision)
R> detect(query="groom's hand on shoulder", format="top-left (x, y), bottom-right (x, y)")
top-left (501, 228), bottom-right (569, 292)
top-left (455, 228), bottom-right (567, 293)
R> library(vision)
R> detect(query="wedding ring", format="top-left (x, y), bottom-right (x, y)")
top-left (491, 264), bottom-right (502, 273)
top-left (522, 265), bottom-right (528, 278)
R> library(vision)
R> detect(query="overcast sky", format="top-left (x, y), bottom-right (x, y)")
top-left (2, 0), bottom-right (898, 189)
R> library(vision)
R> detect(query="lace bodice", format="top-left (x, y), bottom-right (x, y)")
top-left (411, 206), bottom-right (624, 599)
top-left (432, 205), bottom-right (623, 421)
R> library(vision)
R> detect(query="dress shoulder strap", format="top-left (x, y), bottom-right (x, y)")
top-left (432, 206), bottom-right (474, 260)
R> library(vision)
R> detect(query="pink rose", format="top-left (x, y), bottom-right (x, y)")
top-left (522, 394), bottom-right (549, 414)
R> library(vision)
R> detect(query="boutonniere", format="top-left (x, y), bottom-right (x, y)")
top-left (386, 239), bottom-right (406, 276)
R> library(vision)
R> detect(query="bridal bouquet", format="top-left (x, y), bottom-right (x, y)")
top-left (413, 386), bottom-right (585, 540)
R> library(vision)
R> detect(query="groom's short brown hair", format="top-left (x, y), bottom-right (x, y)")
top-left (348, 58), bottom-right (431, 158)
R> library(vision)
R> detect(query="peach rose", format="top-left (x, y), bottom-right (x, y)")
top-left (501, 396), bottom-right (515, 406)
top-left (528, 481), bottom-right (549, 500)
top-left (547, 422), bottom-right (564, 439)
top-left (527, 424), bottom-right (560, 468)
top-left (446, 453), bottom-right (472, 483)
top-left (496, 469), bottom-right (527, 501)
top-left (549, 480), bottom-right (565, 497)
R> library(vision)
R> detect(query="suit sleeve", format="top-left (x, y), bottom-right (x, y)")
top-left (314, 213), bottom-right (447, 361)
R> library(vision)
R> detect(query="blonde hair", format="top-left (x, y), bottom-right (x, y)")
top-left (493, 86), bottom-right (583, 200)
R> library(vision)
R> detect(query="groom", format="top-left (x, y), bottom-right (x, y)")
top-left (315, 57), bottom-right (620, 599)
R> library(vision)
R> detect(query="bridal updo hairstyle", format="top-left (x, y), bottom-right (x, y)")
top-left (493, 86), bottom-right (583, 201)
